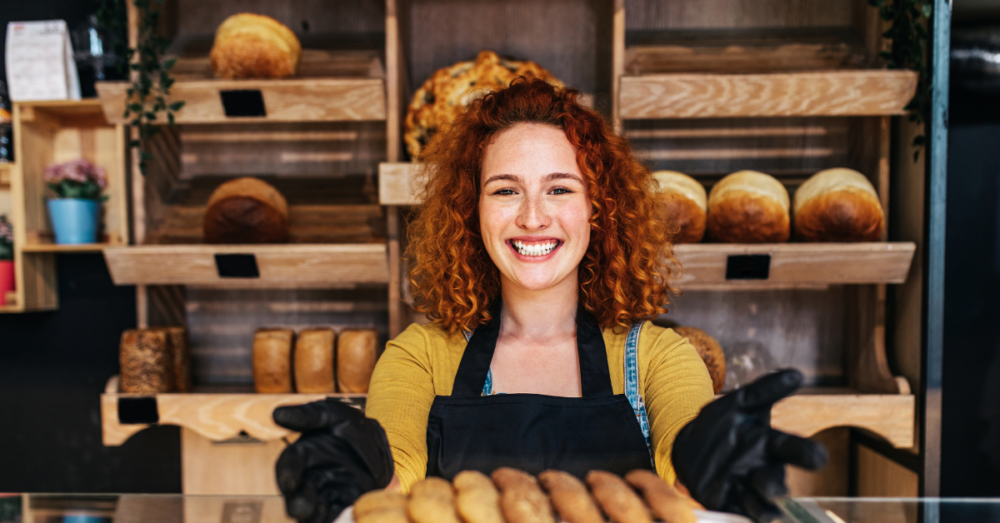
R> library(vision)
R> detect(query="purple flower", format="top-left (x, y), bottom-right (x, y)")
top-left (44, 159), bottom-right (107, 189)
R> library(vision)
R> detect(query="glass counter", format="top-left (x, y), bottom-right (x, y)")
top-left (2, 494), bottom-right (999, 523)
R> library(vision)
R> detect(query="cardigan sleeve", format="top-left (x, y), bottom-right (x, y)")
top-left (365, 323), bottom-right (438, 493)
top-left (639, 323), bottom-right (715, 485)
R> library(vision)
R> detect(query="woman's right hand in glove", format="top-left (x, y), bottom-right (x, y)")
top-left (273, 398), bottom-right (395, 523)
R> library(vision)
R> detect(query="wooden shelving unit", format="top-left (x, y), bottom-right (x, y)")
top-left (0, 163), bottom-right (11, 186)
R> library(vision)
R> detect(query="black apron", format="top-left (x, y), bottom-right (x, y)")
top-left (425, 299), bottom-right (654, 480)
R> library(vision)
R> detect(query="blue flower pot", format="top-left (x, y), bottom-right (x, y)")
top-left (47, 198), bottom-right (100, 244)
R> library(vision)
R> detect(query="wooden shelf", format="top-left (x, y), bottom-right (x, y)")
top-left (20, 242), bottom-right (114, 253)
top-left (0, 163), bottom-right (11, 186)
top-left (101, 377), bottom-right (912, 449)
top-left (103, 243), bottom-right (389, 287)
top-left (101, 376), bottom-right (365, 446)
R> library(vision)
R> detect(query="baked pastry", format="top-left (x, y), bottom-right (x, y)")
top-left (293, 328), bottom-right (335, 393)
top-left (353, 490), bottom-right (409, 523)
top-left (793, 168), bottom-right (884, 242)
top-left (405, 50), bottom-right (563, 158)
top-left (625, 469), bottom-right (698, 523)
top-left (153, 326), bottom-right (191, 393)
top-left (706, 170), bottom-right (790, 243)
top-left (492, 467), bottom-right (556, 523)
top-left (203, 177), bottom-right (289, 244)
top-left (585, 470), bottom-right (652, 523)
top-left (336, 329), bottom-right (378, 393)
top-left (120, 329), bottom-right (176, 393)
top-left (253, 328), bottom-right (294, 393)
top-left (210, 13), bottom-right (301, 79)
top-left (674, 326), bottom-right (726, 394)
top-left (652, 170), bottom-right (707, 243)
top-left (408, 477), bottom-right (462, 523)
top-left (538, 470), bottom-right (604, 523)
top-left (453, 470), bottom-right (505, 523)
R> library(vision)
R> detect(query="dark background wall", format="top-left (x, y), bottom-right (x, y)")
top-left (0, 1), bottom-right (181, 493)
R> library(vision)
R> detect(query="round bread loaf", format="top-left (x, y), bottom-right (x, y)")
top-left (674, 326), bottom-right (726, 394)
top-left (204, 177), bottom-right (289, 244)
top-left (210, 13), bottom-right (301, 79)
top-left (793, 168), bottom-right (884, 242)
top-left (706, 170), bottom-right (790, 243)
top-left (652, 170), bottom-right (707, 244)
top-left (405, 50), bottom-right (563, 158)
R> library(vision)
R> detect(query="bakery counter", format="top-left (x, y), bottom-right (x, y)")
top-left (8, 493), bottom-right (1000, 523)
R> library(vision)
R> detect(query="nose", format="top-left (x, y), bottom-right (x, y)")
top-left (515, 192), bottom-right (551, 231)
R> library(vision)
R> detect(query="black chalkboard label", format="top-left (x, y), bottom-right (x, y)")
top-left (220, 89), bottom-right (267, 117)
top-left (215, 254), bottom-right (260, 278)
top-left (118, 396), bottom-right (159, 424)
top-left (725, 254), bottom-right (771, 280)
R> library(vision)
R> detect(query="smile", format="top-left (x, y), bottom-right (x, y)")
top-left (510, 240), bottom-right (561, 257)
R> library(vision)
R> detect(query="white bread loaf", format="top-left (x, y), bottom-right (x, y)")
top-left (294, 328), bottom-right (335, 393)
top-left (253, 328), bottom-right (294, 393)
top-left (652, 171), bottom-right (707, 244)
top-left (337, 329), bottom-right (378, 393)
top-left (793, 168), bottom-right (884, 242)
top-left (707, 171), bottom-right (790, 243)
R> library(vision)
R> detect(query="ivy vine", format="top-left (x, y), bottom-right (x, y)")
top-left (98, 0), bottom-right (184, 175)
top-left (869, 0), bottom-right (933, 161)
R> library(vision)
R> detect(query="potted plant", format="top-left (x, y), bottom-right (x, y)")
top-left (0, 215), bottom-right (13, 305)
top-left (44, 159), bottom-right (107, 244)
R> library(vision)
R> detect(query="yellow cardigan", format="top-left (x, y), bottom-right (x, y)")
top-left (366, 320), bottom-right (714, 492)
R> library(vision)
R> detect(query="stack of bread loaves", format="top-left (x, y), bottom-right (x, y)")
top-left (253, 327), bottom-right (379, 394)
top-left (119, 326), bottom-right (191, 393)
top-left (210, 13), bottom-right (301, 79)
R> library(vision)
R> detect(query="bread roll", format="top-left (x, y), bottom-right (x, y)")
top-left (203, 177), bottom-right (289, 244)
top-left (538, 470), bottom-right (604, 523)
top-left (253, 328), bottom-right (294, 393)
top-left (585, 470), bottom-right (652, 523)
top-left (707, 171), bottom-right (790, 243)
top-left (353, 490), bottom-right (409, 523)
top-left (408, 477), bottom-right (462, 523)
top-left (453, 470), bottom-right (505, 523)
top-left (492, 468), bottom-right (556, 523)
top-left (793, 168), bottom-right (884, 242)
top-left (625, 470), bottom-right (698, 523)
top-left (337, 329), bottom-right (378, 393)
top-left (653, 170), bottom-right (707, 243)
top-left (120, 329), bottom-right (176, 393)
top-left (674, 326), bottom-right (726, 394)
top-left (153, 326), bottom-right (191, 393)
top-left (293, 328), bottom-right (335, 393)
top-left (210, 13), bottom-right (301, 79)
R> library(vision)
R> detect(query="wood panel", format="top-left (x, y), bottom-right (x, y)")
top-left (787, 428), bottom-right (849, 497)
top-left (96, 78), bottom-right (387, 125)
top-left (379, 161), bottom-right (424, 205)
top-left (104, 244), bottom-right (389, 286)
top-left (0, 163), bottom-right (10, 186)
top-left (181, 485), bottom-right (295, 518)
top-left (772, 390), bottom-right (914, 448)
top-left (624, 0), bottom-right (859, 31)
top-left (181, 429), bottom-right (287, 495)
top-left (856, 444), bottom-right (920, 498)
top-left (620, 70), bottom-right (918, 119)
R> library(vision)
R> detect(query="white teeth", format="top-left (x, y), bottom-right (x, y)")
top-left (512, 240), bottom-right (558, 256)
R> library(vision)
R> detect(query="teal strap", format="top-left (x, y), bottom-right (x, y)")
top-left (625, 322), bottom-right (655, 465)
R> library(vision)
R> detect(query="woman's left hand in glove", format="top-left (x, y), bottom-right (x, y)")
top-left (273, 398), bottom-right (395, 523)
top-left (671, 369), bottom-right (829, 523)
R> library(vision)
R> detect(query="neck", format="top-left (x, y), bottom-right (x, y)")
top-left (498, 274), bottom-right (579, 341)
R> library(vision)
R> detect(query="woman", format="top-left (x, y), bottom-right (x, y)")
top-left (273, 80), bottom-right (826, 523)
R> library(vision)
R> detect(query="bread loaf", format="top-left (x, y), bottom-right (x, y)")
top-left (120, 329), bottom-right (176, 393)
top-left (674, 326), bottom-right (726, 394)
top-left (294, 328), bottom-right (335, 393)
top-left (153, 326), bottom-right (191, 393)
top-left (707, 170), bottom-right (790, 243)
top-left (210, 13), bottom-right (301, 79)
top-left (652, 170), bottom-right (707, 243)
top-left (406, 50), bottom-right (563, 158)
top-left (336, 329), bottom-right (378, 393)
top-left (203, 177), bottom-right (289, 244)
top-left (793, 168), bottom-right (885, 242)
top-left (253, 328), bottom-right (294, 393)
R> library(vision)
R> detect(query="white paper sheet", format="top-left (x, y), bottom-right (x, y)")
top-left (5, 20), bottom-right (81, 101)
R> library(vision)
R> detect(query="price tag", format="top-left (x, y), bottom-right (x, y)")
top-left (118, 396), bottom-right (159, 424)
top-left (725, 254), bottom-right (771, 280)
top-left (220, 89), bottom-right (266, 117)
top-left (215, 253), bottom-right (260, 278)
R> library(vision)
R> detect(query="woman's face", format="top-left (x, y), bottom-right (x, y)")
top-left (479, 122), bottom-right (592, 293)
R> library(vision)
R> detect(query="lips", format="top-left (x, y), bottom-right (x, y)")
top-left (509, 239), bottom-right (561, 257)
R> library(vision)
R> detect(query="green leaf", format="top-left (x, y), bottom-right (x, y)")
top-left (168, 112), bottom-right (175, 126)
top-left (162, 57), bottom-right (177, 70)
top-left (922, 2), bottom-right (932, 17)
top-left (913, 134), bottom-right (926, 145)
top-left (140, 151), bottom-right (154, 161)
top-left (129, 139), bottom-right (141, 148)
top-left (169, 100), bottom-right (185, 111)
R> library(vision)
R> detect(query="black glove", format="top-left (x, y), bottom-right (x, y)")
top-left (273, 398), bottom-right (394, 523)
top-left (672, 369), bottom-right (828, 523)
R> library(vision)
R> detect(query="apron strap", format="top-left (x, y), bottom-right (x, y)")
top-left (452, 298), bottom-right (503, 398)
top-left (624, 321), bottom-right (654, 465)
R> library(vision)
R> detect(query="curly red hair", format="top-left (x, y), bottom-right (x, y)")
top-left (406, 79), bottom-right (678, 334)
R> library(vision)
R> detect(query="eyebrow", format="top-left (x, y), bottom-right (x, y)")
top-left (482, 172), bottom-right (585, 186)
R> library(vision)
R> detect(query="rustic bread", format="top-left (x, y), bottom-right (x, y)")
top-left (336, 329), bottom-right (378, 393)
top-left (152, 326), bottom-right (191, 393)
top-left (210, 13), bottom-right (301, 79)
top-left (293, 328), bottom-right (335, 393)
top-left (674, 326), bottom-right (726, 394)
top-left (253, 328), bottom-right (294, 393)
top-left (203, 177), bottom-right (289, 244)
top-left (405, 50), bottom-right (563, 158)
top-left (120, 329), bottom-right (176, 393)
top-left (793, 168), bottom-right (884, 242)
top-left (707, 170), bottom-right (790, 243)
top-left (652, 170), bottom-right (707, 243)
